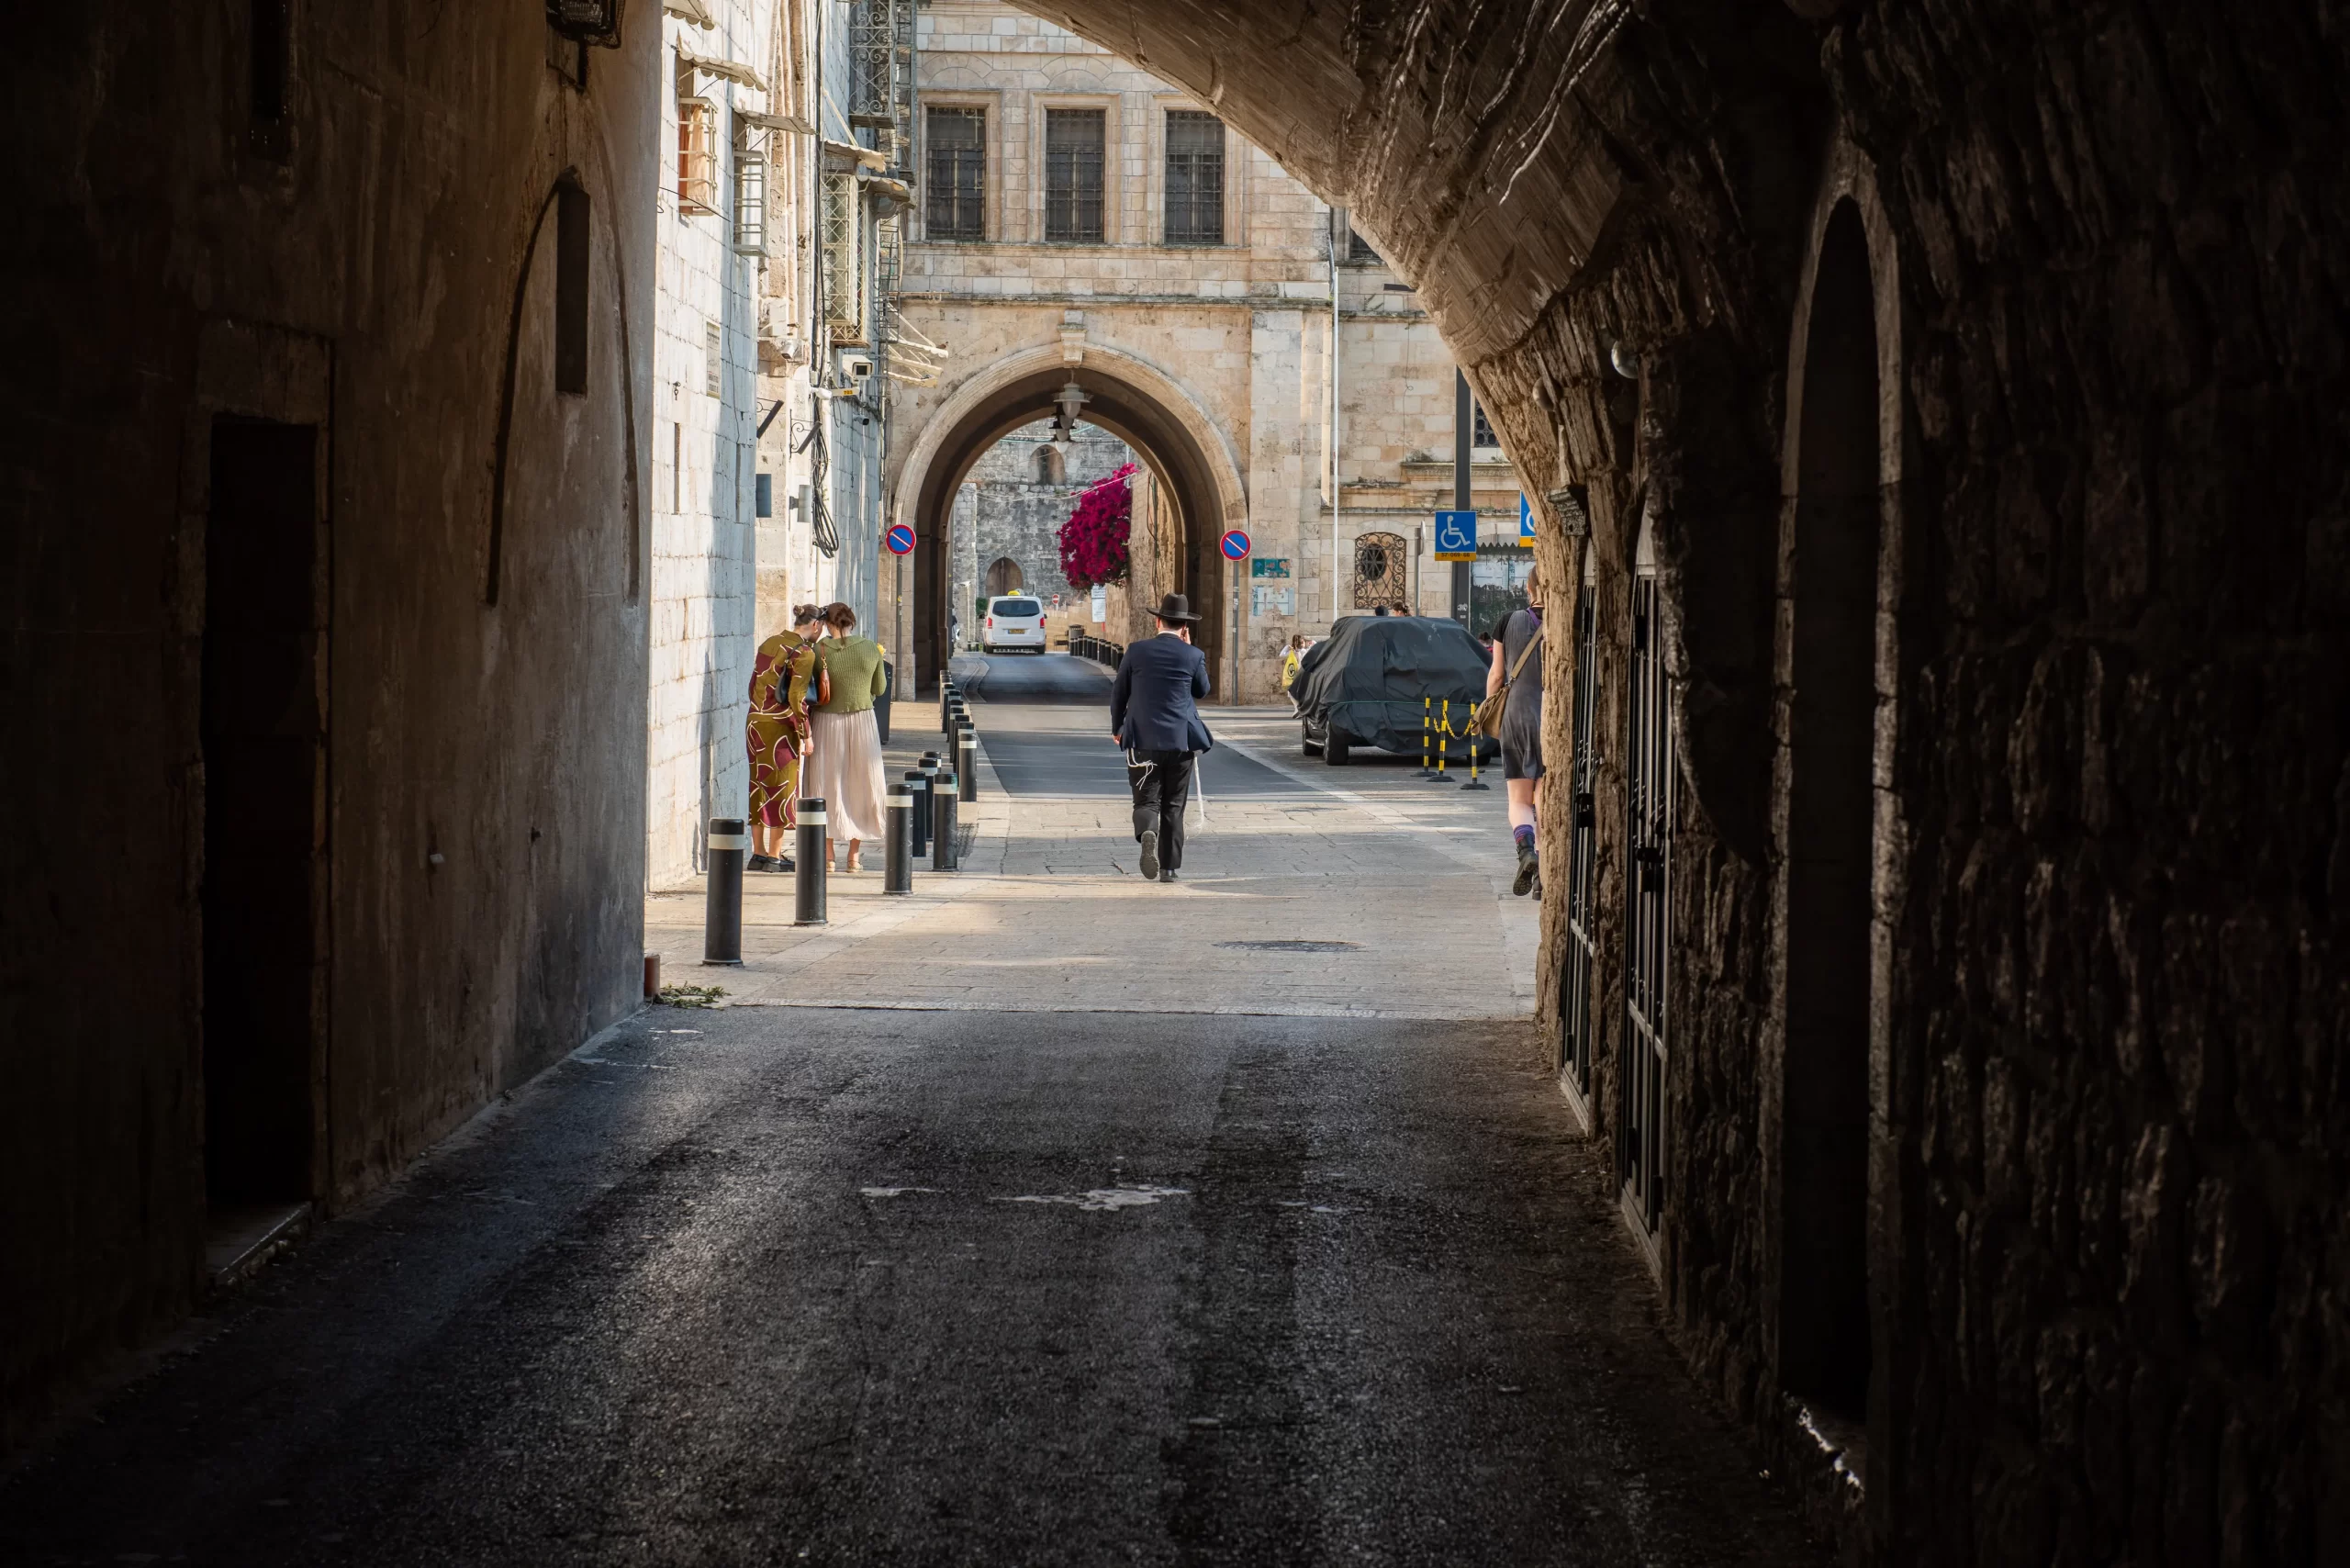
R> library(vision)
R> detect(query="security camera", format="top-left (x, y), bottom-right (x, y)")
top-left (844, 356), bottom-right (874, 382)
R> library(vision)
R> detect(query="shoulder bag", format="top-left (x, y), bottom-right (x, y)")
top-left (1472, 618), bottom-right (1541, 737)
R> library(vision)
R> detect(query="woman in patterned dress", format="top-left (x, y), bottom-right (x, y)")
top-left (746, 603), bottom-right (822, 871)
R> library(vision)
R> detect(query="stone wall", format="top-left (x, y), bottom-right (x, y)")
top-left (1024, 0), bottom-right (2350, 1560)
top-left (2, 6), bottom-right (658, 1439)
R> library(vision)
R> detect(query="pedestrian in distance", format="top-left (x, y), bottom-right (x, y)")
top-left (1486, 565), bottom-right (1546, 896)
top-left (1110, 593), bottom-right (1214, 883)
top-left (745, 603), bottom-right (824, 872)
top-left (804, 602), bottom-right (890, 873)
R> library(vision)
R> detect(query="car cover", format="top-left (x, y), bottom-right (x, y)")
top-left (1292, 616), bottom-right (1494, 755)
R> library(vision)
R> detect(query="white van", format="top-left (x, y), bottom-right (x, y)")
top-left (982, 595), bottom-right (1046, 654)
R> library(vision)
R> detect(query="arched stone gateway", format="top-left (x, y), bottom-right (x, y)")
top-left (890, 341), bottom-right (1248, 694)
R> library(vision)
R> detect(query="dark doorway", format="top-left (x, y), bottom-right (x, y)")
top-left (1780, 200), bottom-right (1879, 1417)
top-left (203, 419), bottom-right (324, 1221)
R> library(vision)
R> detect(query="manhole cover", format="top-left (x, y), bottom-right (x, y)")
top-left (1214, 940), bottom-right (1360, 953)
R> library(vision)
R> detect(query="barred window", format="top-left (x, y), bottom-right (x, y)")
top-left (1164, 111), bottom-right (1224, 246)
top-left (1472, 401), bottom-right (1500, 448)
top-left (677, 97), bottom-right (718, 214)
top-left (925, 106), bottom-right (986, 241)
top-left (1044, 108), bottom-right (1105, 243)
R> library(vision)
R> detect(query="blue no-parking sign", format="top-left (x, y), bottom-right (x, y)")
top-left (1219, 528), bottom-right (1252, 561)
top-left (1518, 493), bottom-right (1537, 543)
top-left (885, 523), bottom-right (916, 555)
top-left (1433, 509), bottom-right (1477, 561)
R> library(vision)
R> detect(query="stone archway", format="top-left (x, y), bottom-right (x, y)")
top-left (891, 341), bottom-right (1248, 695)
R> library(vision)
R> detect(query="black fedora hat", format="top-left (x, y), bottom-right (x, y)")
top-left (1152, 592), bottom-right (1202, 624)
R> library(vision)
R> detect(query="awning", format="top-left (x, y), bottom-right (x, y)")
top-left (677, 45), bottom-right (766, 92)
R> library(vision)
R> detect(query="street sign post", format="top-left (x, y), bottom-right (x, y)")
top-left (885, 523), bottom-right (916, 555)
top-left (1218, 528), bottom-right (1251, 561)
top-left (1433, 509), bottom-right (1477, 561)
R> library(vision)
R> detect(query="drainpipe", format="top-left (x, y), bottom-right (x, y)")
top-left (1328, 205), bottom-right (1344, 632)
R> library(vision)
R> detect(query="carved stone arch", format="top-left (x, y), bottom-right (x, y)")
top-left (890, 339), bottom-right (1248, 692)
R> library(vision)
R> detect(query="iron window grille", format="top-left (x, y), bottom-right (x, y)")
top-left (1352, 532), bottom-right (1409, 610)
top-left (1621, 530), bottom-right (1673, 1237)
top-left (822, 172), bottom-right (865, 338)
top-left (926, 107), bottom-right (986, 240)
top-left (733, 141), bottom-right (767, 255)
top-left (1472, 402), bottom-right (1500, 448)
top-left (704, 320), bottom-right (722, 397)
top-left (545, 0), bottom-right (623, 48)
top-left (1561, 544), bottom-right (1600, 1099)
top-left (1045, 109), bottom-right (1106, 243)
top-left (1163, 111), bottom-right (1225, 245)
top-left (677, 97), bottom-right (718, 214)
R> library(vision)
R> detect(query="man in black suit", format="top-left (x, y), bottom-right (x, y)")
top-left (1110, 593), bottom-right (1214, 882)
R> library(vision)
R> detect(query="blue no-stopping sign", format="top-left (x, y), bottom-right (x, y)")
top-left (885, 523), bottom-right (916, 555)
top-left (1219, 528), bottom-right (1252, 561)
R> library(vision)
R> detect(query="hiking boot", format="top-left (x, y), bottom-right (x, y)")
top-left (1513, 843), bottom-right (1539, 897)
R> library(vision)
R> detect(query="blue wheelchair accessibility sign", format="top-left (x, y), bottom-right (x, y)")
top-left (1433, 509), bottom-right (1478, 560)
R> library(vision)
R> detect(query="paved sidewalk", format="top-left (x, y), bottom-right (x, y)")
top-left (645, 658), bottom-right (1538, 1021)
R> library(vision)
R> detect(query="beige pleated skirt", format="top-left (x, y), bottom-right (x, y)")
top-left (803, 709), bottom-right (888, 844)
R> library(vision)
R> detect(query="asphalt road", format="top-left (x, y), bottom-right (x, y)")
top-left (1, 1009), bottom-right (1822, 1567)
top-left (955, 653), bottom-right (1305, 801)
top-left (3, 670), bottom-right (1824, 1565)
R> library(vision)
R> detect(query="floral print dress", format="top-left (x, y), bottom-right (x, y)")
top-left (746, 630), bottom-right (818, 829)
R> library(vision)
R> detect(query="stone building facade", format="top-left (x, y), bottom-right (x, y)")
top-left (888, 2), bottom-right (1522, 698)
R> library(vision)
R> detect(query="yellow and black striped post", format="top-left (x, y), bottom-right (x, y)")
top-left (1417, 698), bottom-right (1439, 778)
top-left (1434, 700), bottom-right (1451, 782)
top-left (1460, 708), bottom-right (1491, 791)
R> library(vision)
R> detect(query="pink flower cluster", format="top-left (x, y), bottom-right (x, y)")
top-left (1056, 463), bottom-right (1137, 590)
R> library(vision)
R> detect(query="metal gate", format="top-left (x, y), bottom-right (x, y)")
top-left (1560, 544), bottom-right (1599, 1100)
top-left (1620, 524), bottom-right (1671, 1235)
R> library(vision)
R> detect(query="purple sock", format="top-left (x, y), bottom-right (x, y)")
top-left (1514, 824), bottom-right (1535, 851)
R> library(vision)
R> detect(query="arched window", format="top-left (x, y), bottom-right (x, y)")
top-left (985, 556), bottom-right (1024, 596)
top-left (1351, 530), bottom-right (1407, 610)
top-left (1622, 507), bottom-right (1672, 1242)
top-left (1034, 445), bottom-right (1064, 485)
top-left (1561, 542), bottom-right (1599, 1106)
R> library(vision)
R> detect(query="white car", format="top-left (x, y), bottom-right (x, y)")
top-left (982, 595), bottom-right (1046, 654)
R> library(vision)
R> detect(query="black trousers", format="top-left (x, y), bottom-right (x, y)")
top-left (1125, 749), bottom-right (1194, 869)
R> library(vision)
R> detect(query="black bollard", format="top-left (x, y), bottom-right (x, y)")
top-left (932, 771), bottom-right (957, 872)
top-left (957, 724), bottom-right (979, 802)
top-left (704, 816), bottom-right (746, 965)
top-left (792, 797), bottom-right (827, 926)
top-left (940, 681), bottom-right (955, 734)
top-left (884, 785), bottom-right (914, 894)
top-left (904, 767), bottom-right (931, 858)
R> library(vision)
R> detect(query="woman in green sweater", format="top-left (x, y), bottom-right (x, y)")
top-left (802, 602), bottom-right (890, 871)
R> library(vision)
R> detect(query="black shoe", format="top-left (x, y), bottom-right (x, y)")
top-left (1513, 844), bottom-right (1539, 897)
top-left (747, 854), bottom-right (782, 873)
top-left (775, 855), bottom-right (796, 873)
top-left (1159, 868), bottom-right (1178, 882)
top-left (1138, 828), bottom-right (1160, 879)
